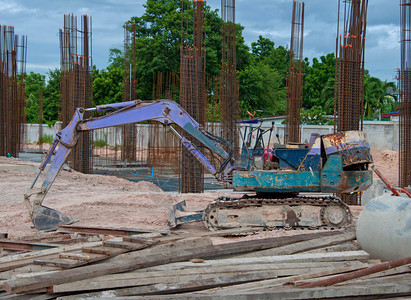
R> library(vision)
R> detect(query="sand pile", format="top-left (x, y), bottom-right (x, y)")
top-left (370, 149), bottom-right (399, 185)
top-left (0, 147), bottom-right (400, 238)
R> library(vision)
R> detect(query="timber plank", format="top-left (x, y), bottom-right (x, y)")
top-left (58, 253), bottom-right (91, 261)
top-left (193, 262), bottom-right (371, 295)
top-left (81, 246), bottom-right (126, 256)
top-left (2, 233), bottom-right (368, 295)
top-left (51, 264), bottom-right (367, 293)
top-left (237, 232), bottom-right (356, 258)
top-left (103, 240), bottom-right (154, 251)
top-left (53, 271), bottom-right (281, 297)
top-left (3, 237), bottom-right (213, 294)
top-left (57, 225), bottom-right (170, 236)
top-left (0, 241), bottom-right (102, 272)
top-left (32, 259), bottom-right (86, 269)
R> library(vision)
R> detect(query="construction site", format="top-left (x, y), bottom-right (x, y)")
top-left (0, 0), bottom-right (410, 299)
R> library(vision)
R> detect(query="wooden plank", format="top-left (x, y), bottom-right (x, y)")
top-left (57, 225), bottom-right (170, 237)
top-left (58, 253), bottom-right (91, 261)
top-left (32, 259), bottom-right (86, 269)
top-left (193, 262), bottom-right (370, 295)
top-left (51, 263), bottom-right (368, 293)
top-left (156, 228), bottom-right (263, 243)
top-left (103, 240), bottom-right (154, 251)
top-left (0, 241), bottom-right (103, 272)
top-left (2, 233), bottom-right (367, 295)
top-left (122, 236), bottom-right (154, 244)
top-left (141, 260), bottom-right (368, 272)
top-left (0, 241), bottom-right (59, 251)
top-left (236, 232), bottom-right (356, 258)
top-left (3, 237), bottom-right (213, 294)
top-left (81, 246), bottom-right (126, 256)
top-left (53, 271), bottom-right (281, 297)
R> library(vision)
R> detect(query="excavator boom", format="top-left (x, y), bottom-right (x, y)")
top-left (25, 99), bottom-right (373, 232)
top-left (25, 100), bottom-right (235, 231)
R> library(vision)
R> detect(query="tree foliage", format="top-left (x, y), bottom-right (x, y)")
top-left (23, 0), bottom-right (397, 126)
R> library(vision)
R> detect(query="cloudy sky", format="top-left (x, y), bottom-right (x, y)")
top-left (0, 0), bottom-right (400, 81)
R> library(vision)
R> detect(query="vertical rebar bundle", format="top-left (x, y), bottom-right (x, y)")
top-left (335, 0), bottom-right (368, 132)
top-left (38, 90), bottom-right (43, 151)
top-left (220, 0), bottom-right (239, 152)
top-left (335, 0), bottom-right (368, 205)
top-left (0, 25), bottom-right (27, 157)
top-left (59, 14), bottom-right (93, 173)
top-left (149, 72), bottom-right (180, 175)
top-left (399, 0), bottom-right (411, 188)
top-left (285, 1), bottom-right (304, 144)
top-left (122, 22), bottom-right (138, 164)
top-left (179, 0), bottom-right (207, 193)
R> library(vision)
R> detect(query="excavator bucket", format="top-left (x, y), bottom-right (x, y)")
top-left (31, 205), bottom-right (77, 231)
top-left (168, 200), bottom-right (203, 227)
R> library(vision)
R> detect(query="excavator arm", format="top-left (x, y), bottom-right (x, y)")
top-left (25, 99), bottom-right (235, 231)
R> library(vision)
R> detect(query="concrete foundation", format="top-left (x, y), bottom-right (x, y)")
top-left (356, 195), bottom-right (411, 261)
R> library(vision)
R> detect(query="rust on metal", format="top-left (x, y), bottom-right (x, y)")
top-left (285, 0), bottom-right (304, 144)
top-left (398, 0), bottom-right (411, 188)
top-left (298, 256), bottom-right (411, 288)
top-left (59, 14), bottom-right (93, 173)
top-left (0, 25), bottom-right (27, 157)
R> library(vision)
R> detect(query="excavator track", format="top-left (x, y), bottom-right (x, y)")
top-left (203, 195), bottom-right (352, 231)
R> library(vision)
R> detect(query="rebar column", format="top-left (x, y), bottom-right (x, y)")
top-left (59, 14), bottom-right (93, 173)
top-left (335, 0), bottom-right (368, 205)
top-left (220, 0), bottom-right (239, 152)
top-left (285, 0), bottom-right (304, 144)
top-left (0, 25), bottom-right (27, 157)
top-left (399, 0), bottom-right (411, 188)
top-left (179, 0), bottom-right (207, 193)
top-left (122, 22), bottom-right (138, 165)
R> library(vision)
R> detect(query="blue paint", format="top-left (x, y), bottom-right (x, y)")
top-left (133, 167), bottom-right (154, 178)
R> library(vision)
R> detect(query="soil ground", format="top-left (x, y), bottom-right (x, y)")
top-left (0, 148), bottom-right (399, 239)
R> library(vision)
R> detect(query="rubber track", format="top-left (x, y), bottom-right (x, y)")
top-left (203, 195), bottom-right (352, 231)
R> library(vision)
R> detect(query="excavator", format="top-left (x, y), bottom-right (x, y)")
top-left (24, 99), bottom-right (373, 232)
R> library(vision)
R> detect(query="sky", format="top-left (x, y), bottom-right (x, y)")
top-left (0, 0), bottom-right (401, 82)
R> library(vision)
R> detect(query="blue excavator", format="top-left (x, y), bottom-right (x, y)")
top-left (24, 99), bottom-right (373, 231)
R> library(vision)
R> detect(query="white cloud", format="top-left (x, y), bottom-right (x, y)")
top-left (0, 1), bottom-right (37, 14)
top-left (367, 24), bottom-right (400, 51)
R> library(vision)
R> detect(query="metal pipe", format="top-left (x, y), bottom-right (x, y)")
top-left (298, 256), bottom-right (411, 288)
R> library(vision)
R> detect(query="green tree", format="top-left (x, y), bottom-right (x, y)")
top-left (303, 53), bottom-right (335, 109)
top-left (42, 69), bottom-right (61, 125)
top-left (301, 106), bottom-right (328, 125)
top-left (251, 35), bottom-right (275, 60)
top-left (25, 72), bottom-right (46, 123)
top-left (363, 74), bottom-right (397, 119)
top-left (93, 64), bottom-right (123, 106)
top-left (239, 62), bottom-right (285, 118)
top-left (126, 0), bottom-right (250, 99)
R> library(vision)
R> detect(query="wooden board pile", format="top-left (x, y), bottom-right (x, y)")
top-left (0, 226), bottom-right (410, 299)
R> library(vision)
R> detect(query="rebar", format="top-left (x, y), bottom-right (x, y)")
top-left (0, 25), bottom-right (27, 157)
top-left (335, 0), bottom-right (368, 205)
top-left (149, 71), bottom-right (180, 175)
top-left (285, 0), bottom-right (304, 144)
top-left (179, 0), bottom-right (207, 193)
top-left (122, 22), bottom-right (138, 164)
top-left (38, 90), bottom-right (43, 151)
top-left (59, 14), bottom-right (93, 173)
top-left (399, 0), bottom-right (411, 188)
top-left (220, 0), bottom-right (239, 153)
